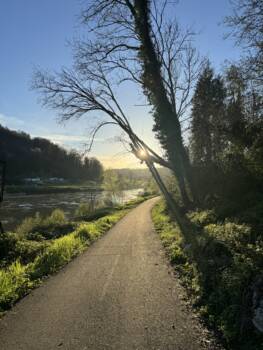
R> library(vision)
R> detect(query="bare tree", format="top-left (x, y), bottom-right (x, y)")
top-left (225, 0), bottom-right (263, 86)
top-left (34, 0), bottom-right (202, 209)
top-left (33, 62), bottom-right (183, 219)
top-left (75, 0), bottom-right (203, 206)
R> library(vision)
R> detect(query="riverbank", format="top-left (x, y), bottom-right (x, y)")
top-left (0, 195), bottom-right (152, 315)
top-left (1, 188), bottom-right (143, 231)
top-left (5, 182), bottom-right (101, 195)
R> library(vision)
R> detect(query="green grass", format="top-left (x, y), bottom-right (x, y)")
top-left (152, 200), bottom-right (263, 350)
top-left (0, 261), bottom-right (33, 310)
top-left (0, 196), bottom-right (149, 314)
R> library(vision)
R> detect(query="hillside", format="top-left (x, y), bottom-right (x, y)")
top-left (0, 125), bottom-right (103, 183)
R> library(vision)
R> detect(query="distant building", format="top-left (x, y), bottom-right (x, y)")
top-left (47, 177), bottom-right (65, 183)
top-left (24, 177), bottom-right (43, 185)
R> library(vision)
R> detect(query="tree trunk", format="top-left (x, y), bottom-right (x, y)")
top-left (132, 0), bottom-right (195, 207)
top-left (146, 160), bottom-right (185, 227)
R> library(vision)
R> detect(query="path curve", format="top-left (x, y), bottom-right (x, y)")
top-left (0, 198), bottom-right (220, 350)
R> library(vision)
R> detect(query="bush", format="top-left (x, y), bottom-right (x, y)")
top-left (102, 194), bottom-right (115, 208)
top-left (75, 203), bottom-right (92, 217)
top-left (16, 213), bottom-right (42, 238)
top-left (77, 207), bottom-right (114, 222)
top-left (15, 209), bottom-right (68, 241)
top-left (44, 209), bottom-right (66, 225)
top-left (204, 222), bottom-right (253, 254)
top-left (0, 232), bottom-right (19, 265)
top-left (188, 210), bottom-right (216, 226)
top-left (15, 240), bottom-right (47, 264)
top-left (30, 223), bottom-right (76, 241)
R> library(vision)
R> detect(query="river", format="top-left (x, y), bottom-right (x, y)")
top-left (0, 189), bottom-right (142, 232)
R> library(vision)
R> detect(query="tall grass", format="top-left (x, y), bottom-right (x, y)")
top-left (0, 261), bottom-right (32, 310)
top-left (32, 233), bottom-right (83, 277)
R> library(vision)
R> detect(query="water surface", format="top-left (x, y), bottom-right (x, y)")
top-left (0, 189), bottom-right (142, 231)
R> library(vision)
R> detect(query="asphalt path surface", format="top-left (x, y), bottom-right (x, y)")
top-left (0, 198), bottom-right (221, 350)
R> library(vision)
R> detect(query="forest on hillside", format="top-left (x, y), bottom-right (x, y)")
top-left (0, 125), bottom-right (103, 183)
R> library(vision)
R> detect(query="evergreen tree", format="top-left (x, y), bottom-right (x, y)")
top-left (190, 63), bottom-right (226, 166)
top-left (224, 65), bottom-right (247, 148)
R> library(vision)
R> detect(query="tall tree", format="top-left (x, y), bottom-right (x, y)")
top-left (76, 0), bottom-right (203, 206)
top-left (34, 0), bottom-right (203, 209)
top-left (190, 63), bottom-right (226, 166)
top-left (126, 0), bottom-right (194, 205)
top-left (224, 64), bottom-right (247, 148)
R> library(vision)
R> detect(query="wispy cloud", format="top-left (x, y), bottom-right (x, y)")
top-left (0, 113), bottom-right (25, 129)
top-left (38, 133), bottom-right (105, 147)
top-left (0, 113), bottom-right (105, 149)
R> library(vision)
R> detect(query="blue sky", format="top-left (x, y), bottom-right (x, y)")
top-left (0, 0), bottom-right (241, 168)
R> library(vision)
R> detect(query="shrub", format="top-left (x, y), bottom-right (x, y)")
top-left (16, 213), bottom-right (42, 238)
top-left (44, 209), bottom-right (66, 225)
top-left (102, 194), bottom-right (115, 208)
top-left (204, 222), bottom-right (252, 251)
top-left (75, 203), bottom-right (92, 217)
top-left (15, 210), bottom-right (67, 240)
top-left (0, 232), bottom-right (19, 265)
top-left (15, 240), bottom-right (47, 264)
top-left (169, 243), bottom-right (187, 264)
top-left (188, 210), bottom-right (216, 226)
top-left (78, 208), bottom-right (114, 222)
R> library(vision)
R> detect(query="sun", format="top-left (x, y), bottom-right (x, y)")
top-left (138, 149), bottom-right (147, 159)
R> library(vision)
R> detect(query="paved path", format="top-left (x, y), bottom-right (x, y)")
top-left (0, 198), bottom-right (221, 350)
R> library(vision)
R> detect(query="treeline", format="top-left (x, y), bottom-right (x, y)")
top-left (103, 168), bottom-right (151, 192)
top-left (189, 62), bottom-right (263, 215)
top-left (0, 125), bottom-right (103, 183)
top-left (103, 168), bottom-right (171, 194)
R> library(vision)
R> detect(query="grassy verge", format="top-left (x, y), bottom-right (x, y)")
top-left (0, 195), bottom-right (149, 314)
top-left (152, 200), bottom-right (263, 350)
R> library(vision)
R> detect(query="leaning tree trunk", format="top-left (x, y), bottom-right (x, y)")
top-left (145, 159), bottom-right (185, 228)
top-left (131, 0), bottom-right (195, 207)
